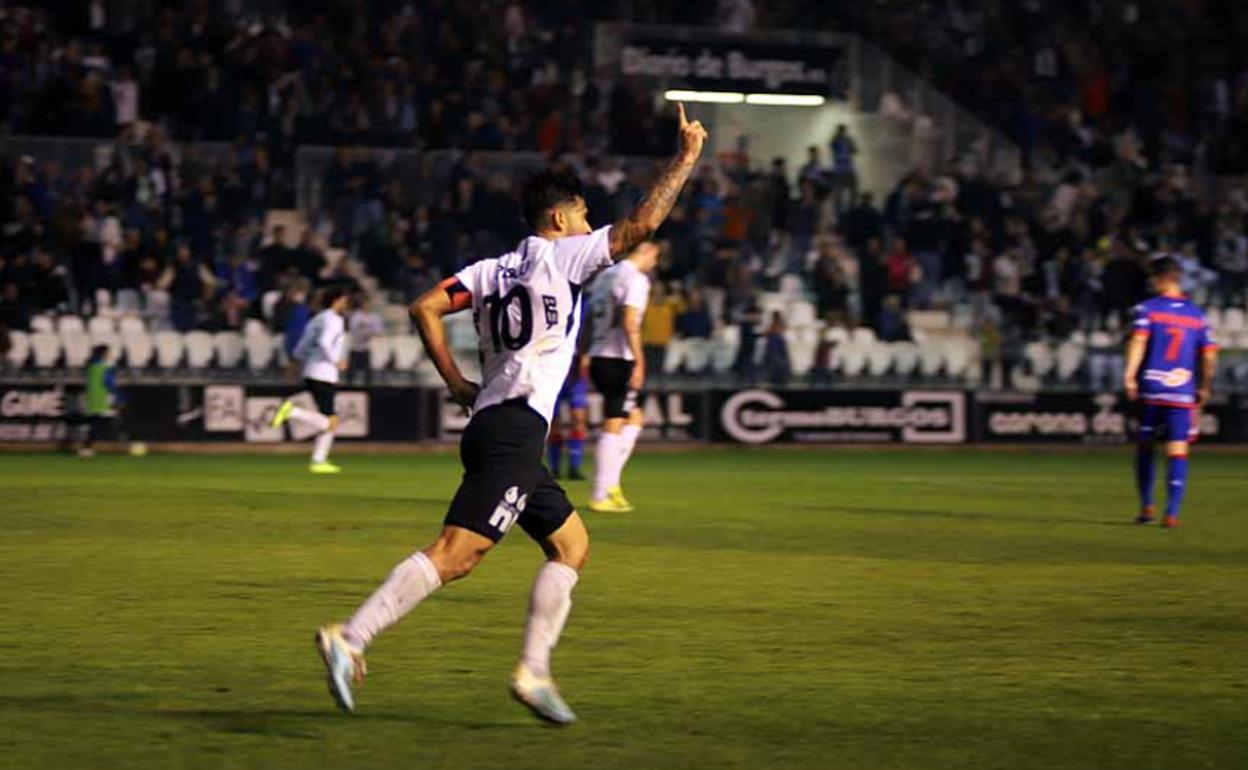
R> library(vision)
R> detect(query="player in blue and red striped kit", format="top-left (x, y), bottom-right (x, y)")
top-left (1123, 257), bottom-right (1219, 528)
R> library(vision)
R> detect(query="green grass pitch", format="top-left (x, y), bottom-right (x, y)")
top-left (1, 448), bottom-right (1246, 770)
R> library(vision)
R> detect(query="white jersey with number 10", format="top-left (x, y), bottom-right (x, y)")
top-left (453, 226), bottom-right (613, 426)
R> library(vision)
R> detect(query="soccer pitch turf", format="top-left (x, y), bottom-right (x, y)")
top-left (1, 449), bottom-right (1245, 770)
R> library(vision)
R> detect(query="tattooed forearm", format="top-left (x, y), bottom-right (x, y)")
top-left (608, 154), bottom-right (697, 257)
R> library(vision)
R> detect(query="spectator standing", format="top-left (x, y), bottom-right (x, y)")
top-left (762, 311), bottom-right (792, 385)
top-left (676, 289), bottom-right (714, 340)
top-left (812, 241), bottom-right (851, 322)
top-left (349, 294), bottom-right (385, 385)
top-left (884, 237), bottom-right (919, 307)
top-left (160, 245), bottom-right (216, 332)
top-left (215, 251), bottom-right (259, 330)
top-left (641, 282), bottom-right (683, 379)
top-left (876, 295), bottom-right (913, 342)
top-left (828, 124), bottom-right (858, 218)
top-left (277, 279), bottom-right (312, 357)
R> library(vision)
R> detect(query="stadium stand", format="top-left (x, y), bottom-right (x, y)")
top-left (0, 1), bottom-right (1246, 393)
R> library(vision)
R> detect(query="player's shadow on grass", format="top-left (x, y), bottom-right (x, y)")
top-left (165, 707), bottom-right (528, 734)
top-left (0, 694), bottom-right (529, 732)
top-left (824, 505), bottom-right (1137, 527)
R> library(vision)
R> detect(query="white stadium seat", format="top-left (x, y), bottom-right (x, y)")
top-left (943, 338), bottom-right (975, 379)
top-left (892, 341), bottom-right (920, 377)
top-left (121, 330), bottom-right (154, 368)
top-left (154, 331), bottom-right (185, 368)
top-left (214, 332), bottom-right (245, 368)
top-left (87, 316), bottom-right (116, 335)
top-left (865, 341), bottom-right (892, 376)
top-left (245, 333), bottom-right (276, 370)
top-left (823, 326), bottom-right (849, 345)
top-left (850, 326), bottom-right (877, 345)
top-left (185, 331), bottom-right (215, 368)
top-left (30, 315), bottom-right (56, 333)
top-left (786, 301), bottom-right (818, 327)
top-left (62, 332), bottom-right (90, 368)
top-left (918, 341), bottom-right (944, 378)
top-left (243, 318), bottom-right (268, 338)
top-left (30, 333), bottom-right (61, 368)
top-left (709, 326), bottom-right (740, 373)
top-left (6, 330), bottom-right (30, 368)
top-left (392, 335), bottom-right (421, 370)
top-left (118, 315), bottom-right (146, 335)
top-left (368, 335), bottom-right (394, 371)
top-left (786, 330), bottom-right (818, 377)
top-left (838, 342), bottom-right (869, 377)
top-left (662, 339), bottom-right (687, 374)
top-left (1024, 342), bottom-right (1055, 379)
top-left (1056, 340), bottom-right (1085, 382)
top-left (57, 315), bottom-right (86, 335)
top-left (683, 338), bottom-right (712, 373)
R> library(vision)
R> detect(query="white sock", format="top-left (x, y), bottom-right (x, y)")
top-left (312, 430), bottom-right (335, 463)
top-left (593, 432), bottom-right (625, 500)
top-left (289, 405), bottom-right (330, 432)
top-left (619, 423), bottom-right (642, 475)
top-left (520, 561), bottom-right (579, 679)
top-left (343, 551), bottom-right (442, 649)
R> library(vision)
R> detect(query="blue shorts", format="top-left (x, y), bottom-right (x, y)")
top-left (1138, 403), bottom-right (1197, 443)
top-left (559, 376), bottom-right (589, 410)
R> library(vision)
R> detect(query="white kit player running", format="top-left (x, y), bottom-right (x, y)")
top-left (587, 241), bottom-right (658, 513)
top-left (272, 286), bottom-right (351, 474)
top-left (313, 104), bottom-right (707, 725)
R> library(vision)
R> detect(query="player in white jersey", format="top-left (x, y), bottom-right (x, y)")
top-left (271, 286), bottom-right (351, 473)
top-left (587, 242), bottom-right (659, 512)
top-left (314, 105), bottom-right (707, 725)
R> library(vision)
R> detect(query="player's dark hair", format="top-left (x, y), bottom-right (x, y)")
top-left (1149, 255), bottom-right (1181, 279)
top-left (321, 284), bottom-right (350, 308)
top-left (521, 168), bottom-right (583, 231)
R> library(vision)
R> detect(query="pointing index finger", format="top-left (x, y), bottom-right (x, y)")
top-left (677, 102), bottom-right (688, 127)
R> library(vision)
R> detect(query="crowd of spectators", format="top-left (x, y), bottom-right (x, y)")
top-left (3, 1), bottom-right (1248, 386)
top-left (624, 0), bottom-right (1248, 175)
top-left (1, 1), bottom-right (677, 156)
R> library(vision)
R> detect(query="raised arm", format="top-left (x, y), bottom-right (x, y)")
top-left (608, 103), bottom-right (708, 258)
top-left (411, 279), bottom-right (480, 408)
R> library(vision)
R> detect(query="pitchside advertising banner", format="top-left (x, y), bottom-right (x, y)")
top-left (712, 389), bottom-right (968, 444)
top-left (0, 384), bottom-right (423, 443)
top-left (3, 384), bottom-right (1247, 444)
top-left (616, 35), bottom-right (846, 96)
top-left (971, 392), bottom-right (1247, 444)
top-left (433, 389), bottom-right (710, 442)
